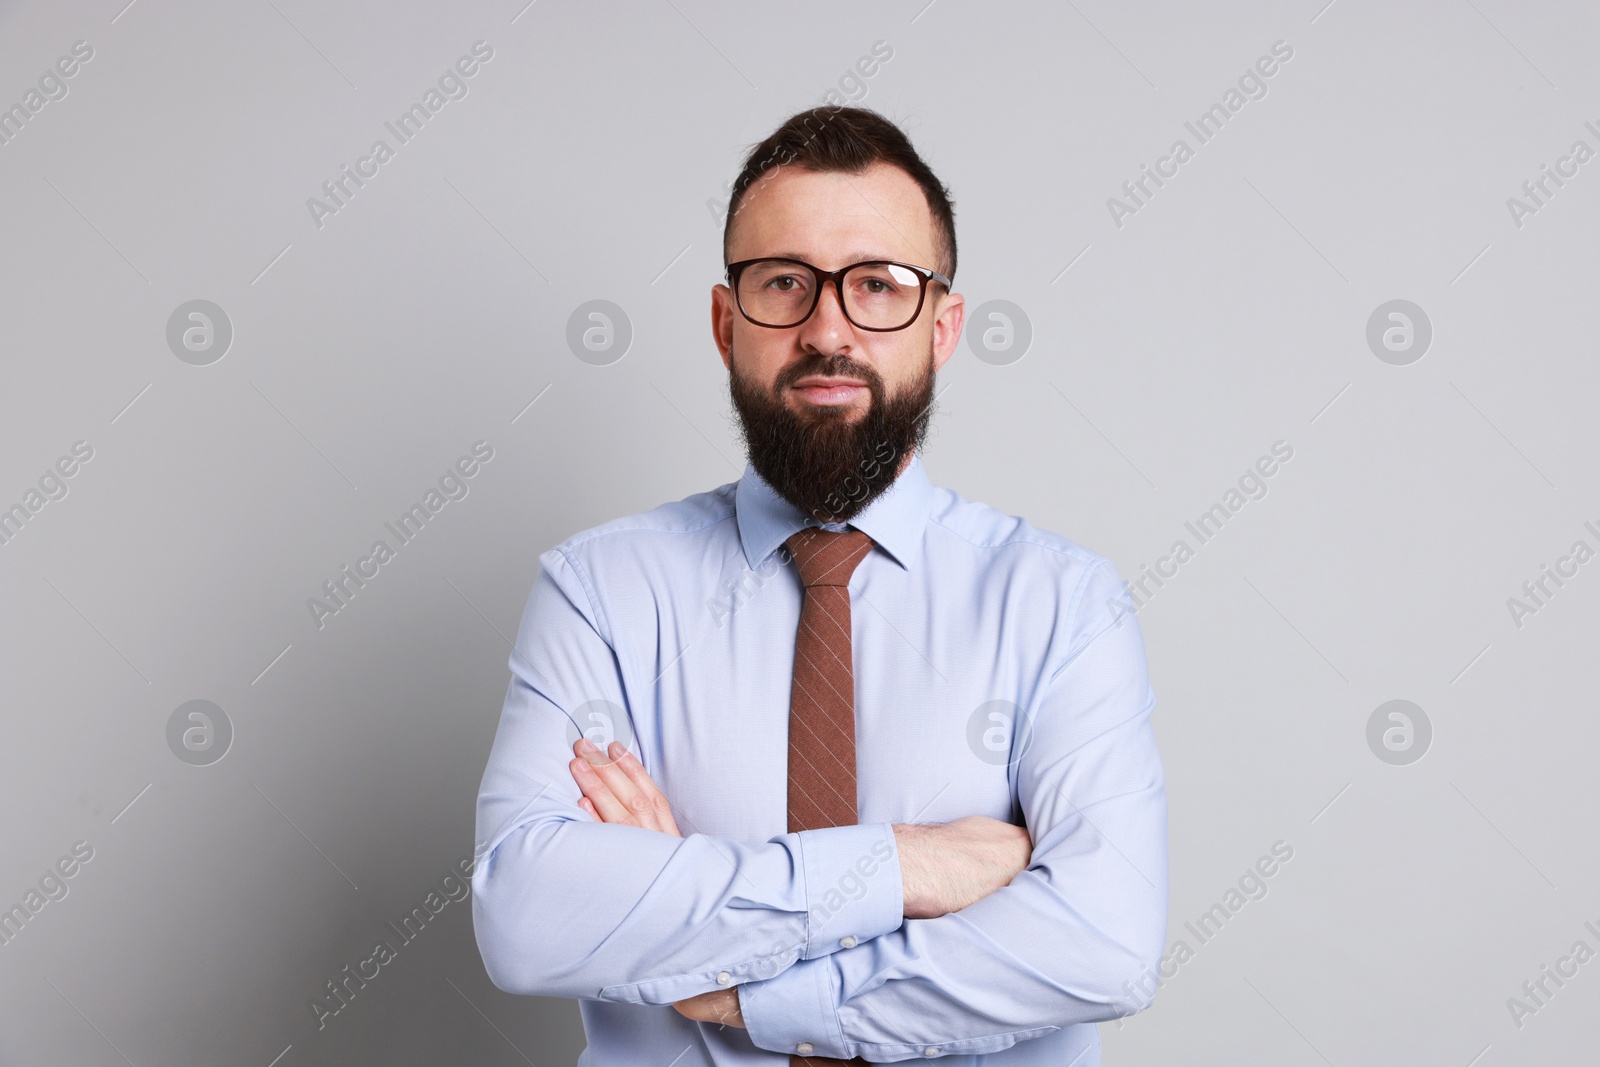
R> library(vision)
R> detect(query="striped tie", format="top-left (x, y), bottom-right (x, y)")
top-left (783, 526), bottom-right (875, 1067)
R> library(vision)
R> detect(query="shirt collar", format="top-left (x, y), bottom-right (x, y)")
top-left (735, 450), bottom-right (933, 573)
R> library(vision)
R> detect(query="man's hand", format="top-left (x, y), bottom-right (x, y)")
top-left (894, 816), bottom-right (1033, 919)
top-left (672, 987), bottom-right (745, 1028)
top-left (569, 738), bottom-right (681, 836)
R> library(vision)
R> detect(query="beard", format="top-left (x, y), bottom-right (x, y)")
top-left (728, 345), bottom-right (937, 525)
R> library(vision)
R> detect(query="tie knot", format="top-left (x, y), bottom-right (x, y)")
top-left (783, 527), bottom-right (875, 588)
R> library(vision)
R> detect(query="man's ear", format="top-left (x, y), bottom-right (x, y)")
top-left (931, 290), bottom-right (965, 373)
top-left (712, 285), bottom-right (735, 370)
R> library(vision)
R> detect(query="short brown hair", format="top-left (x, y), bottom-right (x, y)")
top-left (722, 106), bottom-right (957, 282)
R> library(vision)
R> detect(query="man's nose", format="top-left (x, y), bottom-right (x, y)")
top-left (799, 279), bottom-right (853, 342)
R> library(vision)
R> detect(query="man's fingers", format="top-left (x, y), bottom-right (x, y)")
top-left (574, 737), bottom-right (642, 804)
top-left (570, 755), bottom-right (636, 826)
top-left (608, 742), bottom-right (682, 836)
top-left (571, 738), bottom-right (669, 832)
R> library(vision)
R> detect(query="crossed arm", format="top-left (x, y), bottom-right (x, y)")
top-left (566, 737), bottom-right (1035, 1027)
top-left (476, 550), bottom-right (1166, 1057)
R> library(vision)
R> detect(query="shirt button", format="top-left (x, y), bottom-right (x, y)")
top-left (715, 970), bottom-right (732, 985)
top-left (840, 935), bottom-right (857, 948)
top-left (796, 1042), bottom-right (814, 1055)
top-left (923, 1048), bottom-right (940, 1056)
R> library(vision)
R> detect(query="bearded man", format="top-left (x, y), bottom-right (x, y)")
top-left (473, 105), bottom-right (1168, 1067)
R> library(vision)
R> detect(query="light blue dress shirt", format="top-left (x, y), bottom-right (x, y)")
top-left (472, 450), bottom-right (1167, 1065)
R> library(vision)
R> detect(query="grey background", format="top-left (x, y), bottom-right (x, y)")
top-left (1, 0), bottom-right (1595, 1063)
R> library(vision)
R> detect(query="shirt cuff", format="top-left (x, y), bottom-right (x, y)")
top-left (794, 821), bottom-right (903, 960)
top-left (738, 954), bottom-right (848, 1059)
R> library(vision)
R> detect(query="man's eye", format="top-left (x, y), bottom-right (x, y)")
top-left (855, 276), bottom-right (900, 296)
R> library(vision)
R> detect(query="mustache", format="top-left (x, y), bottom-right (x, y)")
top-left (775, 353), bottom-right (884, 391)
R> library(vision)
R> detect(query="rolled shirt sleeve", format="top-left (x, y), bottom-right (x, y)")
top-left (472, 548), bottom-right (905, 1006)
top-left (738, 560), bottom-right (1168, 1059)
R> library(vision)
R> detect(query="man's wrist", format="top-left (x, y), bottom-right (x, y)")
top-left (739, 956), bottom-right (850, 1058)
top-left (892, 822), bottom-right (933, 918)
top-left (796, 822), bottom-right (903, 957)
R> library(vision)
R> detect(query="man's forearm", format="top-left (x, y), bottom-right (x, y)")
top-left (475, 796), bottom-right (904, 1003)
top-left (737, 783), bottom-right (1166, 1059)
top-left (893, 816), bottom-right (1033, 919)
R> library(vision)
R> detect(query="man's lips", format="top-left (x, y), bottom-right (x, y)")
top-left (792, 377), bottom-right (867, 404)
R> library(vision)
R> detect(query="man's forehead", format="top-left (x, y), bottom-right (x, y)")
top-left (730, 164), bottom-right (936, 264)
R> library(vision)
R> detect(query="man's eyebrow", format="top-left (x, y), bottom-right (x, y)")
top-left (762, 250), bottom-right (901, 266)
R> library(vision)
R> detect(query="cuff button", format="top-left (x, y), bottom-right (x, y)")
top-left (923, 1047), bottom-right (940, 1056)
top-left (840, 935), bottom-right (857, 948)
top-left (796, 1042), bottom-right (814, 1055)
top-left (715, 970), bottom-right (731, 985)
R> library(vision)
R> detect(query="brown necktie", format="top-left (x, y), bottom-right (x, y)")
top-left (783, 526), bottom-right (874, 1067)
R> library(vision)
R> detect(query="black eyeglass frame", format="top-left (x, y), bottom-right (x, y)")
top-left (724, 257), bottom-right (953, 332)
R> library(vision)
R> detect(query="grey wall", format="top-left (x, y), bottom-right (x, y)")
top-left (2, 0), bottom-right (1596, 1063)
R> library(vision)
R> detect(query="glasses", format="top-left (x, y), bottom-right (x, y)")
top-left (726, 257), bottom-right (951, 332)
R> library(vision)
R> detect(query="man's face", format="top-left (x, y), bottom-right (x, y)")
top-left (712, 161), bottom-right (965, 523)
